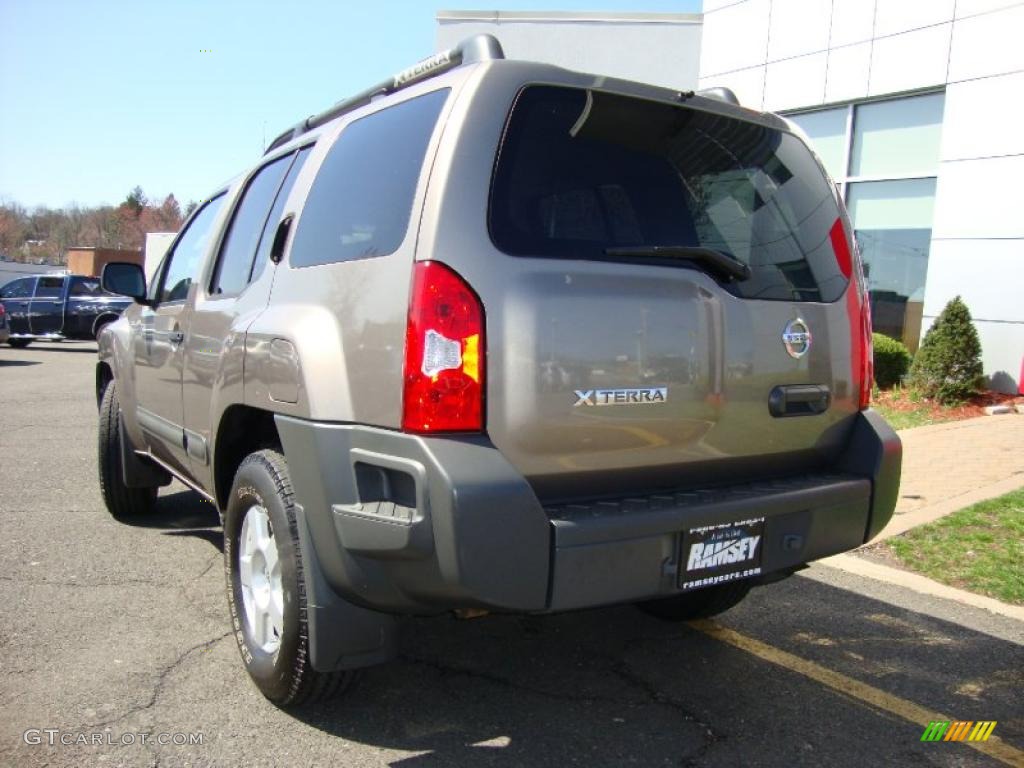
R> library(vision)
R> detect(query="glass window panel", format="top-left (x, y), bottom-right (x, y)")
top-left (34, 276), bottom-right (65, 298)
top-left (850, 93), bottom-right (944, 177)
top-left (848, 179), bottom-right (936, 351)
top-left (159, 195), bottom-right (226, 303)
top-left (789, 107), bottom-right (847, 179)
top-left (290, 90), bottom-right (448, 268)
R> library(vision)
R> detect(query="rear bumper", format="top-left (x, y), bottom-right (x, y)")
top-left (276, 409), bottom-right (901, 618)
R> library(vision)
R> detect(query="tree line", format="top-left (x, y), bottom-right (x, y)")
top-left (0, 187), bottom-right (193, 265)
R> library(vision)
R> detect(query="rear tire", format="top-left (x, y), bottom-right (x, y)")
top-left (98, 381), bottom-right (157, 519)
top-left (636, 580), bottom-right (752, 621)
top-left (224, 449), bottom-right (354, 706)
top-left (8, 338), bottom-right (31, 348)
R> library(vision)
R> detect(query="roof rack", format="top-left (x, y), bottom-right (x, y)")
top-left (264, 34), bottom-right (505, 155)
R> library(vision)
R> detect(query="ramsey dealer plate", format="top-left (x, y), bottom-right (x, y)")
top-left (679, 517), bottom-right (764, 591)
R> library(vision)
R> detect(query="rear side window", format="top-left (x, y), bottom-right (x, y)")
top-left (251, 146), bottom-right (311, 283)
top-left (34, 277), bottom-right (65, 298)
top-left (212, 153), bottom-right (293, 296)
top-left (69, 278), bottom-right (109, 297)
top-left (490, 86), bottom-right (848, 302)
top-left (289, 89), bottom-right (449, 268)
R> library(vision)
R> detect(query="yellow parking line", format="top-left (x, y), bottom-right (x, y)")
top-left (690, 619), bottom-right (1024, 767)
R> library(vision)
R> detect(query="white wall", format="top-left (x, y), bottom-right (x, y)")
top-left (700, 0), bottom-right (1024, 392)
top-left (437, 11), bottom-right (703, 91)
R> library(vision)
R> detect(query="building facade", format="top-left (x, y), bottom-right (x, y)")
top-left (437, 10), bottom-right (703, 91)
top-left (438, 2), bottom-right (1023, 392)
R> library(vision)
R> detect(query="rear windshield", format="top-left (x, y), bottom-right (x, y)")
top-left (489, 86), bottom-right (848, 302)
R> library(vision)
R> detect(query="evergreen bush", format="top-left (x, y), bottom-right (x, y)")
top-left (909, 296), bottom-right (984, 404)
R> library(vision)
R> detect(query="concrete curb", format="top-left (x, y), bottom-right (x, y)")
top-left (819, 553), bottom-right (1024, 622)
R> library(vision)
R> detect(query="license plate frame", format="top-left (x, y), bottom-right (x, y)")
top-left (679, 517), bottom-right (765, 591)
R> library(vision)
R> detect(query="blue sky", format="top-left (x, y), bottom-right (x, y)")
top-left (0, 0), bottom-right (701, 210)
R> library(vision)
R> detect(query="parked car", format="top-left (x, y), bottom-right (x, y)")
top-left (96, 35), bottom-right (901, 708)
top-left (0, 273), bottom-right (132, 347)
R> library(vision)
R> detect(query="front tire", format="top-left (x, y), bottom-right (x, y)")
top-left (224, 449), bottom-right (354, 706)
top-left (636, 580), bottom-right (752, 621)
top-left (98, 381), bottom-right (157, 519)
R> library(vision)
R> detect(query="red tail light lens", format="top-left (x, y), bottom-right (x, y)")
top-left (402, 261), bottom-right (484, 433)
top-left (832, 218), bottom-right (873, 409)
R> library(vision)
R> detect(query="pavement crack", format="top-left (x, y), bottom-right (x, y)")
top-left (195, 551), bottom-right (222, 580)
top-left (82, 631), bottom-right (232, 730)
top-left (609, 649), bottom-right (724, 767)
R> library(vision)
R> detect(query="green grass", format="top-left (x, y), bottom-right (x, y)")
top-left (887, 489), bottom-right (1024, 605)
top-left (871, 402), bottom-right (947, 431)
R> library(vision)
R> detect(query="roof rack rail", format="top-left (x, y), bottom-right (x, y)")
top-left (264, 34), bottom-right (505, 155)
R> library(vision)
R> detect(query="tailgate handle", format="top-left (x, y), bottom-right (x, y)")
top-left (769, 385), bottom-right (831, 417)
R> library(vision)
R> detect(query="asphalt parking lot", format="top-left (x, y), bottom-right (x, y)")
top-left (1, 342), bottom-right (1022, 768)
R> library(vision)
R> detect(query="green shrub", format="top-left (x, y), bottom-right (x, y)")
top-left (909, 296), bottom-right (984, 404)
top-left (872, 333), bottom-right (912, 389)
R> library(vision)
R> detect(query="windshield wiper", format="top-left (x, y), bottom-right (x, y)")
top-left (603, 245), bottom-right (751, 282)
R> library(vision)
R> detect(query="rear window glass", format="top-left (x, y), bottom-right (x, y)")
top-left (69, 278), bottom-right (112, 297)
top-left (289, 89), bottom-right (449, 268)
top-left (489, 86), bottom-right (848, 302)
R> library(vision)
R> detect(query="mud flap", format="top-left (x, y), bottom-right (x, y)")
top-left (294, 502), bottom-right (398, 672)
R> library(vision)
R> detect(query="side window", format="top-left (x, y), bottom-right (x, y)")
top-left (250, 146), bottom-right (312, 283)
top-left (69, 278), bottom-right (105, 297)
top-left (0, 278), bottom-right (35, 299)
top-left (159, 195), bottom-right (227, 303)
top-left (34, 276), bottom-right (65, 298)
top-left (289, 89), bottom-right (448, 268)
top-left (211, 154), bottom-right (293, 296)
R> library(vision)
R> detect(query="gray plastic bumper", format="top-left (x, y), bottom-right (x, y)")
top-left (275, 410), bottom-right (901, 665)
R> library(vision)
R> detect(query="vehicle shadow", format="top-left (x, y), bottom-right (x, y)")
top-left (22, 343), bottom-right (99, 354)
top-left (283, 575), bottom-right (1024, 767)
top-left (118, 487), bottom-right (223, 551)
top-left (0, 360), bottom-right (40, 367)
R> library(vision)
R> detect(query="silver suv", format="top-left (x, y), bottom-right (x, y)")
top-left (97, 35), bottom-right (901, 706)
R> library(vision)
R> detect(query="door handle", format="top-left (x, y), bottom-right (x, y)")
top-left (168, 330), bottom-right (184, 345)
top-left (768, 385), bottom-right (831, 417)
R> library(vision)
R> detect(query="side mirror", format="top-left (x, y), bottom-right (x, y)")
top-left (101, 262), bottom-right (149, 304)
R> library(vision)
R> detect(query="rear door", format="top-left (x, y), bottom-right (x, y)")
top-left (28, 276), bottom-right (66, 335)
top-left (471, 85), bottom-right (864, 497)
top-left (182, 146), bottom-right (312, 486)
top-left (0, 278), bottom-right (35, 335)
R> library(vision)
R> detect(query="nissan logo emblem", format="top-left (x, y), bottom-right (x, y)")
top-left (782, 318), bottom-right (812, 359)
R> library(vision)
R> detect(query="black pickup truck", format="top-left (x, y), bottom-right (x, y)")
top-left (0, 273), bottom-right (131, 347)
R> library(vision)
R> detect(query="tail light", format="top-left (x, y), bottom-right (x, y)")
top-left (830, 218), bottom-right (873, 409)
top-left (402, 261), bottom-right (484, 432)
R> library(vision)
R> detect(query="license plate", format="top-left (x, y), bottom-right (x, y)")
top-left (679, 517), bottom-right (764, 591)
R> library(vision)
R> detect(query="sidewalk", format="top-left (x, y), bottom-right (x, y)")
top-left (876, 413), bottom-right (1024, 540)
top-left (818, 413), bottom-right (1024, 620)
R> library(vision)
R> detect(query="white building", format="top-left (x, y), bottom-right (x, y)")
top-left (438, 2), bottom-right (1024, 393)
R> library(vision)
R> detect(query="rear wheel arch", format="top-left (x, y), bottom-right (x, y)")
top-left (92, 313), bottom-right (120, 339)
top-left (213, 404), bottom-right (282, 511)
